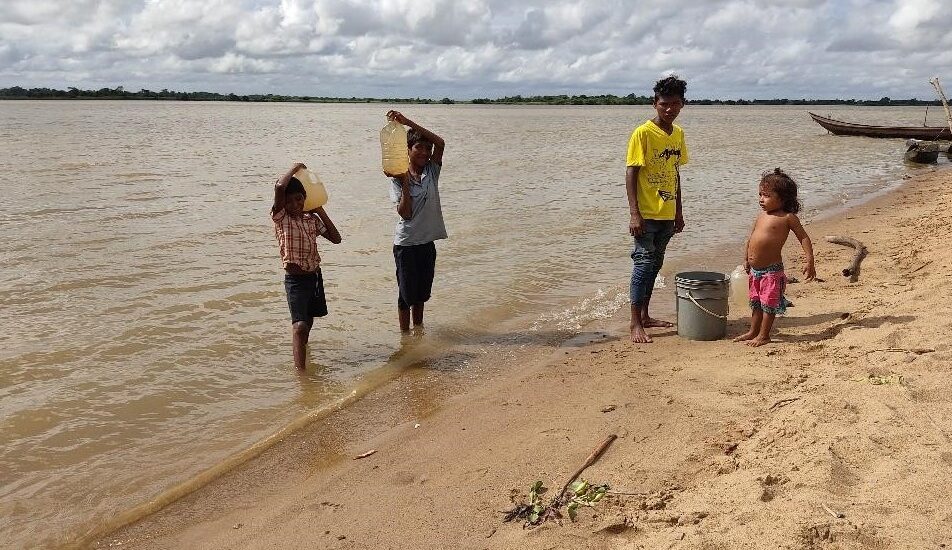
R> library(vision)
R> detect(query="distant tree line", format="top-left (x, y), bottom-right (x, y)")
top-left (0, 86), bottom-right (942, 106)
top-left (472, 94), bottom-right (942, 106)
top-left (472, 94), bottom-right (654, 105)
top-left (0, 86), bottom-right (445, 104)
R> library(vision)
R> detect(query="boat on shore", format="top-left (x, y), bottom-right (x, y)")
top-left (809, 112), bottom-right (951, 140)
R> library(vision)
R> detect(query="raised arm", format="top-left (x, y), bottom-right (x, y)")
top-left (789, 214), bottom-right (816, 281)
top-left (626, 166), bottom-right (643, 236)
top-left (388, 110), bottom-right (444, 165)
top-left (271, 162), bottom-right (306, 215)
top-left (312, 207), bottom-right (342, 244)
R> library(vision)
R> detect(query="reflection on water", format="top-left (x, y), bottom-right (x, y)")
top-left (0, 101), bottom-right (946, 547)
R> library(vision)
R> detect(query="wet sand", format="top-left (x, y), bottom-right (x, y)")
top-left (95, 168), bottom-right (952, 549)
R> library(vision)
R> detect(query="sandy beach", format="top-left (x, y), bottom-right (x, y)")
top-left (95, 168), bottom-right (952, 549)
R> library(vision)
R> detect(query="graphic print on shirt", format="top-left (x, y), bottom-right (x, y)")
top-left (646, 146), bottom-right (682, 202)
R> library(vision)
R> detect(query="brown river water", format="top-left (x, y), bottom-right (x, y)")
top-left (1, 101), bottom-right (948, 547)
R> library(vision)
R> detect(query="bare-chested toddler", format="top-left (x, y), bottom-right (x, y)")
top-left (734, 168), bottom-right (816, 347)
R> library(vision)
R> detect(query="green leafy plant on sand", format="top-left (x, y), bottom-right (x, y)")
top-left (503, 434), bottom-right (618, 526)
top-left (565, 479), bottom-right (610, 521)
top-left (504, 479), bottom-right (610, 525)
top-left (852, 373), bottom-right (905, 385)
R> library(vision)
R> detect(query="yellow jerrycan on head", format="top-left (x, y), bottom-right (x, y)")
top-left (380, 119), bottom-right (409, 176)
top-left (293, 167), bottom-right (328, 211)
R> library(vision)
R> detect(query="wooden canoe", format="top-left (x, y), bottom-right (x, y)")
top-left (809, 112), bottom-right (951, 140)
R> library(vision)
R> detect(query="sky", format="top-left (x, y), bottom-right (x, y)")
top-left (1, 0), bottom-right (950, 100)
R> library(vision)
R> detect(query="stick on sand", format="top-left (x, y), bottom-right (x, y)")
top-left (557, 434), bottom-right (618, 503)
top-left (825, 236), bottom-right (868, 283)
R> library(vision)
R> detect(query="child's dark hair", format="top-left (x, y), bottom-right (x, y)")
top-left (407, 128), bottom-right (433, 150)
top-left (760, 168), bottom-right (801, 213)
top-left (653, 75), bottom-right (687, 102)
top-left (286, 176), bottom-right (306, 198)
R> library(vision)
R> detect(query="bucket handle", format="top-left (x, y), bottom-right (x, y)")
top-left (686, 290), bottom-right (728, 319)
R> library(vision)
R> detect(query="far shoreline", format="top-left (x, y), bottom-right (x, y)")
top-left (1, 87), bottom-right (944, 107)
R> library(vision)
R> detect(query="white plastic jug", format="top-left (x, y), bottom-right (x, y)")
top-left (729, 265), bottom-right (749, 310)
top-left (294, 168), bottom-right (328, 210)
top-left (380, 119), bottom-right (409, 176)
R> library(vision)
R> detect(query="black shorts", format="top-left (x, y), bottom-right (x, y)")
top-left (284, 269), bottom-right (327, 325)
top-left (393, 242), bottom-right (436, 310)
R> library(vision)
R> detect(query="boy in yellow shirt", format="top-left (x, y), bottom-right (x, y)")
top-left (625, 75), bottom-right (689, 343)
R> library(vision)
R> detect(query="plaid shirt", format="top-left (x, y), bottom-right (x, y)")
top-left (272, 209), bottom-right (326, 273)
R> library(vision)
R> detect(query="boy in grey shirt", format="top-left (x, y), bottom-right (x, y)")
top-left (385, 110), bottom-right (446, 332)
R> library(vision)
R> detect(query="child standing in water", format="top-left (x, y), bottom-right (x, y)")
top-left (271, 162), bottom-right (342, 369)
top-left (734, 168), bottom-right (816, 347)
top-left (385, 110), bottom-right (446, 333)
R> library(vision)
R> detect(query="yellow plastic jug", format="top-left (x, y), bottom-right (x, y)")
top-left (380, 119), bottom-right (409, 176)
top-left (294, 168), bottom-right (328, 210)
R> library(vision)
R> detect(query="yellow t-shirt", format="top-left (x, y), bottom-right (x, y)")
top-left (626, 120), bottom-right (688, 220)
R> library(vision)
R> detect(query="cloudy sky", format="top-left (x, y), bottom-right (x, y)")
top-left (1, 0), bottom-right (950, 99)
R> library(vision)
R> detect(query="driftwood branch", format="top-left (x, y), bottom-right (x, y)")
top-left (556, 434), bottom-right (617, 504)
top-left (503, 434), bottom-right (618, 525)
top-left (769, 397), bottom-right (801, 411)
top-left (825, 236), bottom-right (868, 282)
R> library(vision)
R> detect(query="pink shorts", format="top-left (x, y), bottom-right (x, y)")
top-left (748, 263), bottom-right (789, 315)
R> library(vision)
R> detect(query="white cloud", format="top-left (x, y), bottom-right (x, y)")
top-left (208, 52), bottom-right (277, 73)
top-left (0, 0), bottom-right (950, 99)
top-left (888, 0), bottom-right (952, 50)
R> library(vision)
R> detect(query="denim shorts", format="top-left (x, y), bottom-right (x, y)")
top-left (393, 242), bottom-right (436, 310)
top-left (284, 269), bottom-right (327, 325)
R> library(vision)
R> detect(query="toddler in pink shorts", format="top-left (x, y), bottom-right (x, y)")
top-left (734, 169), bottom-right (816, 347)
top-left (748, 262), bottom-right (791, 315)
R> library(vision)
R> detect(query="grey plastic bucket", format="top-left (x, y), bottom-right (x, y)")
top-left (675, 271), bottom-right (728, 341)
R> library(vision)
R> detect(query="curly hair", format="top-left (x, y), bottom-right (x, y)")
top-left (653, 75), bottom-right (687, 102)
top-left (760, 168), bottom-right (801, 214)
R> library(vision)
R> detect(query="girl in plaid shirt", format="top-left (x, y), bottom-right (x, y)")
top-left (271, 162), bottom-right (342, 370)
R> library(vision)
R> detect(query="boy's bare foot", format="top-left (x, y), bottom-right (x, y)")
top-left (643, 317), bottom-right (674, 328)
top-left (630, 326), bottom-right (653, 343)
top-left (733, 332), bottom-right (757, 342)
top-left (745, 337), bottom-right (771, 347)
